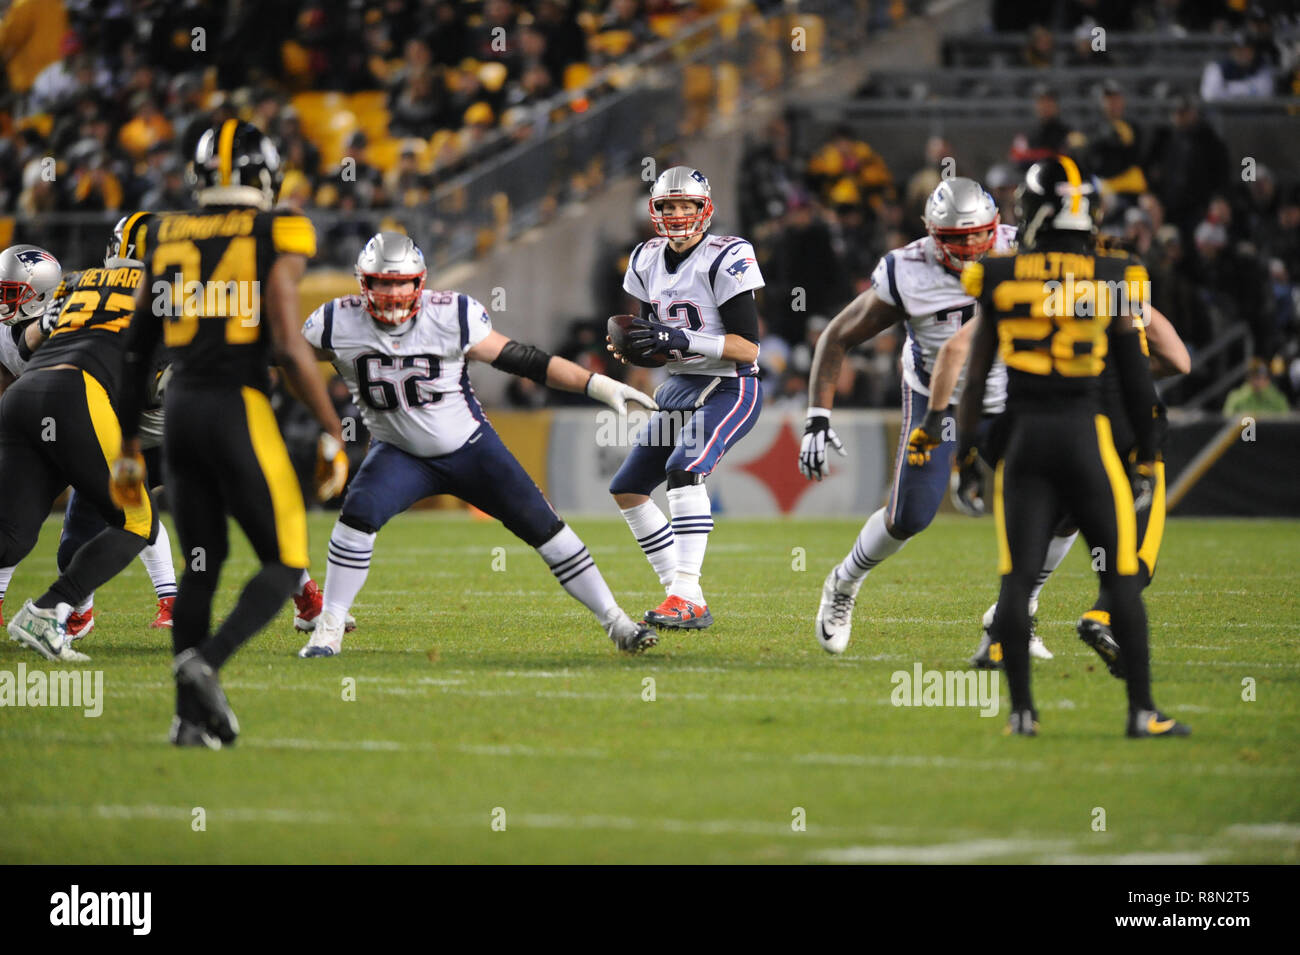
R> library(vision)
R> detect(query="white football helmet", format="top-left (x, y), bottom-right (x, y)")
top-left (923, 177), bottom-right (999, 270)
top-left (355, 232), bottom-right (427, 326)
top-left (649, 165), bottom-right (713, 240)
top-left (0, 244), bottom-right (62, 325)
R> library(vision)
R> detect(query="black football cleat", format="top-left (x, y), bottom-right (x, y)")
top-left (168, 716), bottom-right (222, 750)
top-left (174, 649), bottom-right (240, 745)
top-left (1126, 709), bottom-right (1192, 738)
top-left (1077, 612), bottom-right (1125, 679)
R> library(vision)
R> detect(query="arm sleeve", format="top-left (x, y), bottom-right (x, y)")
top-left (718, 291), bottom-right (760, 344)
top-left (270, 213), bottom-right (318, 257)
top-left (639, 300), bottom-right (655, 321)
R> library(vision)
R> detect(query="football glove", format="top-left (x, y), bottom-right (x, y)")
top-left (627, 317), bottom-right (690, 359)
top-left (315, 433), bottom-right (349, 502)
top-left (38, 303), bottom-right (61, 336)
top-left (799, 407), bottom-right (846, 481)
top-left (585, 372), bottom-right (657, 415)
top-left (950, 444), bottom-right (985, 517)
top-left (109, 451), bottom-right (147, 510)
top-left (905, 409), bottom-right (949, 467)
top-left (1131, 460), bottom-right (1157, 515)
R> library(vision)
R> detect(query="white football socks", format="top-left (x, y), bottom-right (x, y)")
top-left (537, 524), bottom-right (619, 622)
top-left (835, 508), bottom-right (906, 592)
top-left (323, 521), bottom-right (376, 619)
top-left (619, 499), bottom-right (677, 592)
top-left (1030, 530), bottom-right (1078, 608)
top-left (666, 483), bottom-right (712, 605)
top-left (296, 567), bottom-right (312, 595)
top-left (140, 522), bottom-right (177, 599)
top-left (0, 564), bottom-right (13, 605)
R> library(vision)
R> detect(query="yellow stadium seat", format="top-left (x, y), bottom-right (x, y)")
top-left (648, 14), bottom-right (682, 39)
top-left (365, 137), bottom-right (404, 173)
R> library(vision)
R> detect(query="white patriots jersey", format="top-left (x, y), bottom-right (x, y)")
top-left (871, 223), bottom-right (1016, 414)
top-left (0, 322), bottom-right (31, 379)
top-left (304, 289), bottom-right (492, 458)
top-left (623, 233), bottom-right (764, 377)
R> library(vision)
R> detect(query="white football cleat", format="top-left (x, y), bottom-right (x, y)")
top-left (8, 600), bottom-right (75, 661)
top-left (815, 570), bottom-right (858, 655)
top-left (1028, 634), bottom-right (1054, 660)
top-left (298, 609), bottom-right (345, 658)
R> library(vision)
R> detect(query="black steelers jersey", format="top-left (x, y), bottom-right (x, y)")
top-left (962, 245), bottom-right (1150, 411)
top-left (137, 206), bottom-right (316, 393)
top-left (26, 263), bottom-right (143, 403)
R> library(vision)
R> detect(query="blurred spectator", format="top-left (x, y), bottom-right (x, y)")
top-left (1201, 32), bottom-right (1275, 101)
top-left (1223, 358), bottom-right (1289, 415)
top-left (806, 126), bottom-right (895, 216)
top-left (763, 194), bottom-right (851, 344)
top-left (985, 162), bottom-right (1020, 223)
top-left (275, 107), bottom-right (323, 185)
top-left (1148, 224), bottom-right (1212, 348)
top-left (1144, 95), bottom-right (1229, 241)
top-left (0, 0), bottom-right (68, 97)
top-left (1009, 84), bottom-right (1073, 166)
top-left (738, 116), bottom-right (800, 238)
top-left (1021, 24), bottom-right (1056, 68)
top-left (1086, 81), bottom-right (1148, 201)
top-left (118, 94), bottom-right (174, 162)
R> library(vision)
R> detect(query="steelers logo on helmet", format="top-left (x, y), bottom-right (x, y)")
top-left (355, 231), bottom-right (427, 328)
top-left (1015, 156), bottom-right (1098, 250)
top-left (188, 119), bottom-right (282, 210)
top-left (649, 165), bottom-right (714, 240)
top-left (923, 177), bottom-right (1000, 271)
top-left (0, 244), bottom-right (62, 325)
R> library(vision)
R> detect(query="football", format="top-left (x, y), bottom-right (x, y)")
top-left (606, 313), bottom-right (667, 367)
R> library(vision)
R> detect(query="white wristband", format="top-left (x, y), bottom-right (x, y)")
top-left (806, 406), bottom-right (832, 420)
top-left (683, 329), bottom-right (725, 360)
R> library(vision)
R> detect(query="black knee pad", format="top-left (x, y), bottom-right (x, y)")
top-left (666, 469), bottom-right (703, 489)
top-left (339, 513), bottom-right (379, 535)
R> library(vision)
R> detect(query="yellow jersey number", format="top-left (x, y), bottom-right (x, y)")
top-left (991, 279), bottom-right (1110, 377)
top-left (52, 289), bottom-right (136, 337)
top-left (152, 238), bottom-right (260, 347)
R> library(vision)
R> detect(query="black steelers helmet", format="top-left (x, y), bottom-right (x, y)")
top-left (1014, 156), bottom-right (1099, 250)
top-left (187, 119), bottom-right (282, 209)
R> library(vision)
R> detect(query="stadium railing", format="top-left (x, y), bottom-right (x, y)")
top-left (940, 31), bottom-right (1242, 68)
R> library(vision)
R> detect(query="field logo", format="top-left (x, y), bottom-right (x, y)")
top-left (0, 663), bottom-right (103, 717)
top-left (890, 663), bottom-right (999, 717)
top-left (50, 885), bottom-right (151, 935)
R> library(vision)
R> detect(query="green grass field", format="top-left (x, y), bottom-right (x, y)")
top-left (1, 512), bottom-right (1297, 864)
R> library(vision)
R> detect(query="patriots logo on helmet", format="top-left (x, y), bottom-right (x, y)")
top-left (15, 249), bottom-right (57, 267)
top-left (726, 257), bottom-right (755, 279)
top-left (690, 170), bottom-right (709, 186)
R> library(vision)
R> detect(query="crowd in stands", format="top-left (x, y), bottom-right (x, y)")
top-left (0, 0), bottom-right (728, 259)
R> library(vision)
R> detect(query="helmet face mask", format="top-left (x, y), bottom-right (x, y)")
top-left (923, 177), bottom-right (1000, 270)
top-left (355, 232), bottom-right (427, 327)
top-left (649, 166), bottom-right (713, 240)
top-left (0, 244), bottom-right (62, 325)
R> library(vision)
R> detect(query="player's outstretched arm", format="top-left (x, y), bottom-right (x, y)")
top-left (1143, 305), bottom-right (1190, 379)
top-left (799, 288), bottom-right (904, 481)
top-left (468, 329), bottom-right (657, 414)
top-left (266, 254), bottom-right (347, 499)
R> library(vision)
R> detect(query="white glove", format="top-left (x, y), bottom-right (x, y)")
top-left (38, 303), bottom-right (61, 336)
top-left (586, 373), bottom-right (658, 414)
top-left (799, 407), bottom-right (846, 481)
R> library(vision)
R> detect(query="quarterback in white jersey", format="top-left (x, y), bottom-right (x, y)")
top-left (797, 177), bottom-right (1037, 655)
top-left (606, 165), bottom-right (764, 631)
top-left (297, 232), bottom-right (661, 658)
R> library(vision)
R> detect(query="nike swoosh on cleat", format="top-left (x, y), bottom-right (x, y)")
top-left (1147, 716), bottom-right (1176, 734)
